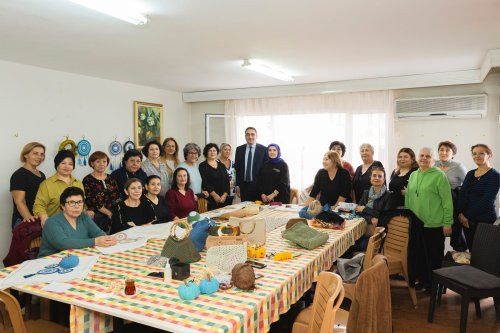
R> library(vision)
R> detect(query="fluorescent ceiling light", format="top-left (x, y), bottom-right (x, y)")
top-left (242, 60), bottom-right (294, 82)
top-left (69, 0), bottom-right (148, 25)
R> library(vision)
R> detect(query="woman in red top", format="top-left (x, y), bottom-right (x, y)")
top-left (165, 167), bottom-right (197, 219)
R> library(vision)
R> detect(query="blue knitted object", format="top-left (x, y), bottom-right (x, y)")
top-left (299, 203), bottom-right (331, 219)
top-left (189, 218), bottom-right (213, 251)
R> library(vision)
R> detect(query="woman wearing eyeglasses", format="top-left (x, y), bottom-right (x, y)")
top-left (38, 187), bottom-right (117, 257)
top-left (457, 144), bottom-right (499, 249)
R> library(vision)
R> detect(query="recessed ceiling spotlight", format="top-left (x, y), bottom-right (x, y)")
top-left (69, 0), bottom-right (148, 25)
top-left (242, 60), bottom-right (294, 82)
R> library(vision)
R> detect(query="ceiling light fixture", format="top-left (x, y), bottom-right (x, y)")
top-left (242, 60), bottom-right (294, 82)
top-left (69, 0), bottom-right (148, 25)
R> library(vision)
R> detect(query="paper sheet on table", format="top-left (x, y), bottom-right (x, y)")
top-left (0, 256), bottom-right (98, 289)
top-left (96, 230), bottom-right (148, 254)
top-left (41, 282), bottom-right (73, 292)
top-left (123, 223), bottom-right (172, 240)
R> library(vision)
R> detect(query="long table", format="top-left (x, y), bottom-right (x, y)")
top-left (1, 207), bottom-right (366, 333)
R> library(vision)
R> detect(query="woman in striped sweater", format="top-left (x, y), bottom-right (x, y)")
top-left (457, 144), bottom-right (499, 250)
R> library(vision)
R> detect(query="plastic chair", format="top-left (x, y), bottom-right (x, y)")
top-left (428, 223), bottom-right (500, 333)
top-left (0, 290), bottom-right (68, 333)
top-left (381, 215), bottom-right (417, 307)
top-left (345, 255), bottom-right (392, 333)
top-left (197, 197), bottom-right (208, 213)
top-left (292, 272), bottom-right (345, 333)
top-left (343, 227), bottom-right (385, 300)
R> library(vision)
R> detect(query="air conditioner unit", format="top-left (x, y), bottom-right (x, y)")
top-left (395, 94), bottom-right (487, 120)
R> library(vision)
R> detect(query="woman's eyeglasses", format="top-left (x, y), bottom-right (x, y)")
top-left (65, 200), bottom-right (84, 207)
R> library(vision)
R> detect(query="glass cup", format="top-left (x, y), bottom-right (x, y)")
top-left (124, 278), bottom-right (136, 295)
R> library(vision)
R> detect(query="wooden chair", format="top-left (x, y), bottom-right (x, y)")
top-left (428, 223), bottom-right (500, 333)
top-left (289, 188), bottom-right (299, 204)
top-left (292, 272), bottom-right (344, 333)
top-left (0, 290), bottom-right (68, 333)
top-left (343, 227), bottom-right (385, 300)
top-left (28, 237), bottom-right (42, 250)
top-left (197, 197), bottom-right (208, 213)
top-left (381, 215), bottom-right (417, 307)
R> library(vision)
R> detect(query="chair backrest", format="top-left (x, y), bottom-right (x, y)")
top-left (0, 290), bottom-right (27, 333)
top-left (197, 197), bottom-right (208, 213)
top-left (347, 255), bottom-right (392, 333)
top-left (471, 223), bottom-right (500, 277)
top-left (363, 227), bottom-right (385, 270)
top-left (382, 216), bottom-right (409, 259)
top-left (29, 237), bottom-right (42, 250)
top-left (307, 272), bottom-right (344, 333)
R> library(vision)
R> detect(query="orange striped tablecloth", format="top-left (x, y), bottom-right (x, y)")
top-left (1, 212), bottom-right (365, 333)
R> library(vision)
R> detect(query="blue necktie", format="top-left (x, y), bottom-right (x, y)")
top-left (245, 146), bottom-right (253, 182)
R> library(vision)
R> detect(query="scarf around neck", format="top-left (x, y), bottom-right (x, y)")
top-left (367, 185), bottom-right (386, 208)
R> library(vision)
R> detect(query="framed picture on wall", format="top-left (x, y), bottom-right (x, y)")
top-left (133, 101), bottom-right (164, 149)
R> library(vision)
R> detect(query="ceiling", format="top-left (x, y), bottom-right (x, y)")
top-left (0, 0), bottom-right (499, 93)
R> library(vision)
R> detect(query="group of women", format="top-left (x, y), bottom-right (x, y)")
top-left (9, 137), bottom-right (498, 262)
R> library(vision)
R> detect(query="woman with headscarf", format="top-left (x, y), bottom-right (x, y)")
top-left (256, 144), bottom-right (290, 204)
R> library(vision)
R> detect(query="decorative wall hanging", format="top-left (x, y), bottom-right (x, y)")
top-left (58, 136), bottom-right (77, 156)
top-left (77, 137), bottom-right (92, 166)
top-left (108, 139), bottom-right (123, 171)
top-left (123, 139), bottom-right (135, 152)
top-left (134, 101), bottom-right (163, 149)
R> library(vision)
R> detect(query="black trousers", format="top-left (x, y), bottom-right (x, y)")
top-left (421, 226), bottom-right (444, 287)
top-left (240, 181), bottom-right (259, 202)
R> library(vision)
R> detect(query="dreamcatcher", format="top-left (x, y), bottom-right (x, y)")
top-left (77, 137), bottom-right (92, 166)
top-left (108, 139), bottom-right (123, 171)
top-left (123, 139), bottom-right (135, 153)
top-left (58, 136), bottom-right (77, 156)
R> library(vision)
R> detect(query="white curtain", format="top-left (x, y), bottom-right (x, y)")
top-left (225, 90), bottom-right (395, 191)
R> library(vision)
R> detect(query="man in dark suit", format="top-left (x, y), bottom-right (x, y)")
top-left (235, 127), bottom-right (268, 201)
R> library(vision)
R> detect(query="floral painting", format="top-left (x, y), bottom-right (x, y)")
top-left (134, 101), bottom-right (163, 148)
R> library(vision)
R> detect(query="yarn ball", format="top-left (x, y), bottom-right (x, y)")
top-left (59, 255), bottom-right (79, 269)
top-left (178, 280), bottom-right (200, 300)
top-left (187, 211), bottom-right (201, 224)
top-left (231, 263), bottom-right (255, 291)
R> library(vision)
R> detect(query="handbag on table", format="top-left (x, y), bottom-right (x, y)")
top-left (229, 217), bottom-right (266, 246)
top-left (282, 221), bottom-right (329, 250)
top-left (206, 225), bottom-right (247, 249)
top-left (205, 242), bottom-right (248, 273)
top-left (161, 220), bottom-right (201, 263)
top-left (189, 218), bottom-right (214, 251)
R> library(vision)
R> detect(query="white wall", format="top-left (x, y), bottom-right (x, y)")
top-left (0, 60), bottom-right (192, 266)
top-left (190, 74), bottom-right (500, 171)
top-left (190, 101), bottom-right (226, 148)
top-left (394, 73), bottom-right (500, 171)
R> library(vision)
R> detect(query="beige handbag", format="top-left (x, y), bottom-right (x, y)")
top-left (229, 217), bottom-right (266, 246)
top-left (205, 225), bottom-right (247, 249)
top-left (219, 208), bottom-right (247, 219)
